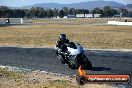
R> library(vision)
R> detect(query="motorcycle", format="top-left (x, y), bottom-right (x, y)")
top-left (55, 42), bottom-right (92, 69)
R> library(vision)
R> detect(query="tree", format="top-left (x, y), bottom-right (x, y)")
top-left (110, 9), bottom-right (118, 17)
top-left (81, 9), bottom-right (89, 14)
top-left (62, 7), bottom-right (68, 16)
top-left (12, 9), bottom-right (25, 18)
top-left (92, 7), bottom-right (103, 14)
top-left (75, 9), bottom-right (81, 14)
top-left (35, 7), bottom-right (44, 18)
top-left (68, 8), bottom-right (75, 14)
top-left (43, 10), bottom-right (47, 18)
top-left (24, 9), bottom-right (30, 18)
top-left (59, 10), bottom-right (64, 18)
top-left (103, 6), bottom-right (111, 17)
top-left (29, 7), bottom-right (37, 18)
top-left (0, 6), bottom-right (128, 18)
top-left (47, 9), bottom-right (53, 18)
top-left (0, 6), bottom-right (12, 17)
top-left (38, 11), bottom-right (44, 18)
top-left (53, 8), bottom-right (58, 18)
top-left (120, 8), bottom-right (128, 17)
top-left (37, 7), bottom-right (44, 18)
top-left (27, 7), bottom-right (45, 18)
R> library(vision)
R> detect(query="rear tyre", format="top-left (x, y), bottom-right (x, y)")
top-left (76, 75), bottom-right (86, 85)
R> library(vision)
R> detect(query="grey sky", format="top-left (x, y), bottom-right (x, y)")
top-left (0, 0), bottom-right (132, 7)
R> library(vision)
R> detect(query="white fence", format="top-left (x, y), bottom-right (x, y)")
top-left (108, 21), bottom-right (132, 26)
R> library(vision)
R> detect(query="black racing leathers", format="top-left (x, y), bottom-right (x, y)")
top-left (56, 39), bottom-right (70, 64)
top-left (56, 39), bottom-right (70, 52)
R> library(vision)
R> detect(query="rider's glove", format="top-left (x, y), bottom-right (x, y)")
top-left (58, 49), bottom-right (62, 53)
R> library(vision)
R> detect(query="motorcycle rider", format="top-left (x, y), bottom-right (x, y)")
top-left (56, 34), bottom-right (70, 64)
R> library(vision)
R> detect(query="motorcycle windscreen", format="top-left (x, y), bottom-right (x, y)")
top-left (67, 44), bottom-right (83, 55)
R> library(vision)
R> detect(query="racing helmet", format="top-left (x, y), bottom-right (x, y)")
top-left (59, 34), bottom-right (66, 42)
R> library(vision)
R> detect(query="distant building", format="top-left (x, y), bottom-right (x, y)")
top-left (76, 14), bottom-right (85, 18)
top-left (62, 14), bottom-right (101, 18)
top-left (113, 15), bottom-right (121, 18)
top-left (93, 14), bottom-right (101, 18)
top-left (85, 14), bottom-right (93, 18)
top-left (75, 14), bottom-right (101, 18)
top-left (67, 14), bottom-right (76, 18)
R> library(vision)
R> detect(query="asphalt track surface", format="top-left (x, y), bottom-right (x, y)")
top-left (0, 47), bottom-right (132, 85)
